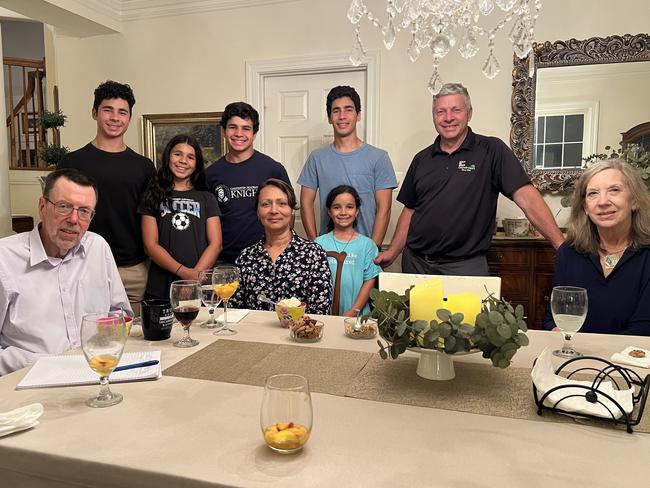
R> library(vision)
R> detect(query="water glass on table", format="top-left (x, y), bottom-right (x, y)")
top-left (551, 286), bottom-right (588, 358)
top-left (80, 311), bottom-right (128, 408)
top-left (198, 269), bottom-right (221, 328)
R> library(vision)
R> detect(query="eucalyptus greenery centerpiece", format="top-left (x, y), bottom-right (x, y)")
top-left (367, 288), bottom-right (529, 368)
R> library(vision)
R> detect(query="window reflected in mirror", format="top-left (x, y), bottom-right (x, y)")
top-left (534, 114), bottom-right (584, 169)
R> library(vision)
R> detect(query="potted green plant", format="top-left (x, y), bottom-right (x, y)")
top-left (39, 110), bottom-right (67, 130)
top-left (38, 109), bottom-right (68, 167)
top-left (38, 143), bottom-right (69, 168)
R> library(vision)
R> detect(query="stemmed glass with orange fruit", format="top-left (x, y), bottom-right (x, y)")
top-left (212, 265), bottom-right (240, 336)
top-left (80, 311), bottom-right (128, 408)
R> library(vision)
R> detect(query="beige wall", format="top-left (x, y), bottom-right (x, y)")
top-left (11, 0), bottom-right (649, 230)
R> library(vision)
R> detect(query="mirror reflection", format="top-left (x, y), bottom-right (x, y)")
top-left (510, 33), bottom-right (650, 191)
top-left (534, 62), bottom-right (650, 170)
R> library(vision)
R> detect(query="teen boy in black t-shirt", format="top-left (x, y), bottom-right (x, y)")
top-left (59, 81), bottom-right (155, 311)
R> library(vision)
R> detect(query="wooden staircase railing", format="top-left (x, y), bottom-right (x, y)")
top-left (4, 56), bottom-right (47, 170)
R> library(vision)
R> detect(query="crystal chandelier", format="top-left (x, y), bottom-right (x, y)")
top-left (347, 0), bottom-right (542, 94)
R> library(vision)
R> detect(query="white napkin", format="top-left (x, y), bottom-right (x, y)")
top-left (531, 348), bottom-right (633, 419)
top-left (0, 403), bottom-right (43, 438)
top-left (215, 309), bottom-right (249, 324)
top-left (610, 347), bottom-right (650, 369)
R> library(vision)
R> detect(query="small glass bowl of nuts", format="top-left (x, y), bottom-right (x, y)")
top-left (290, 315), bottom-right (324, 343)
top-left (344, 317), bottom-right (378, 339)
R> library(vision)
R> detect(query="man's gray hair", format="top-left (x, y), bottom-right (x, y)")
top-left (43, 167), bottom-right (98, 201)
top-left (432, 83), bottom-right (472, 111)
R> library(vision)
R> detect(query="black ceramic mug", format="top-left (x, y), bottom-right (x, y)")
top-left (141, 299), bottom-right (174, 341)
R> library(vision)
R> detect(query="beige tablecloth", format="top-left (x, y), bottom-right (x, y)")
top-left (2, 311), bottom-right (650, 488)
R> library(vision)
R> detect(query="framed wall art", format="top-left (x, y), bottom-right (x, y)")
top-left (141, 112), bottom-right (226, 167)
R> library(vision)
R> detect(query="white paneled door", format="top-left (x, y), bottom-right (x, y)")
top-left (263, 69), bottom-right (367, 234)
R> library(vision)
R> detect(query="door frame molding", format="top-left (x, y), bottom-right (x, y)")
top-left (245, 51), bottom-right (380, 152)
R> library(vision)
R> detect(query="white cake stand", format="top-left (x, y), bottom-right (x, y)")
top-left (407, 347), bottom-right (479, 380)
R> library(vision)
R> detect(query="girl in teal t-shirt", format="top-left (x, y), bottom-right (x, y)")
top-left (315, 185), bottom-right (382, 316)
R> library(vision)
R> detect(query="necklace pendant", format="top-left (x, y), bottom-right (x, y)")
top-left (333, 233), bottom-right (355, 254)
top-left (604, 253), bottom-right (619, 269)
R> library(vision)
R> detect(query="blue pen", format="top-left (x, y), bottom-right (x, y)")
top-left (113, 360), bottom-right (160, 372)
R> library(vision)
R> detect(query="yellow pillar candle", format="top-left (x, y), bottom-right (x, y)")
top-left (409, 279), bottom-right (444, 322)
top-left (444, 292), bottom-right (482, 325)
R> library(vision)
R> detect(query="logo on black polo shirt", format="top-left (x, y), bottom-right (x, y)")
top-left (457, 160), bottom-right (476, 172)
top-left (214, 184), bottom-right (231, 204)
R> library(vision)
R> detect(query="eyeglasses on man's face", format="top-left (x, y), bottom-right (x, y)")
top-left (44, 198), bottom-right (96, 221)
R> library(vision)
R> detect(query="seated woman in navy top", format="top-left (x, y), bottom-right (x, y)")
top-left (544, 159), bottom-right (650, 335)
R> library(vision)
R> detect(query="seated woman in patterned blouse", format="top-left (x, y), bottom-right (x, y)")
top-left (231, 178), bottom-right (332, 314)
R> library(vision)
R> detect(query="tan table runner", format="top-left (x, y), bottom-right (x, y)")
top-left (164, 340), bottom-right (372, 397)
top-left (164, 340), bottom-right (649, 433)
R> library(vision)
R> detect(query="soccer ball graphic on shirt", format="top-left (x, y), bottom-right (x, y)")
top-left (171, 212), bottom-right (190, 231)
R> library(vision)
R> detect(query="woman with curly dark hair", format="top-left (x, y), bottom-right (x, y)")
top-left (139, 134), bottom-right (222, 299)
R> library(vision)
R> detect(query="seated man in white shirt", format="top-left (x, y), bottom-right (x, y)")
top-left (0, 168), bottom-right (131, 375)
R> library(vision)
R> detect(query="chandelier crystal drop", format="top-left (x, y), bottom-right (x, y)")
top-left (347, 0), bottom-right (543, 94)
top-left (427, 65), bottom-right (444, 95)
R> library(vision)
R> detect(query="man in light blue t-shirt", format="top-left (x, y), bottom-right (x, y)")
top-left (298, 86), bottom-right (397, 246)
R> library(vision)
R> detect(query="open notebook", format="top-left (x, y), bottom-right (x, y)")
top-left (16, 351), bottom-right (162, 390)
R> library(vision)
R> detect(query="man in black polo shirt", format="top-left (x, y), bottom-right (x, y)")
top-left (376, 83), bottom-right (564, 275)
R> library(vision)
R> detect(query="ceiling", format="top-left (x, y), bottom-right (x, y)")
top-left (81, 0), bottom-right (301, 22)
top-left (0, 0), bottom-right (302, 36)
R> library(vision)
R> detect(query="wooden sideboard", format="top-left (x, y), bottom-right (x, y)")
top-left (487, 238), bottom-right (556, 330)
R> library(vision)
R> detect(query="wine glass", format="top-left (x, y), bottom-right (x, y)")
top-left (80, 311), bottom-right (128, 408)
top-left (198, 269), bottom-right (221, 328)
top-left (170, 280), bottom-right (201, 348)
top-left (260, 374), bottom-right (312, 454)
top-left (212, 265), bottom-right (240, 336)
top-left (551, 286), bottom-right (588, 358)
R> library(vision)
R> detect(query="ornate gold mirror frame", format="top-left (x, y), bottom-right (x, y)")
top-left (510, 33), bottom-right (650, 191)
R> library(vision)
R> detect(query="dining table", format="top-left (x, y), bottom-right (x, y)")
top-left (0, 309), bottom-right (648, 488)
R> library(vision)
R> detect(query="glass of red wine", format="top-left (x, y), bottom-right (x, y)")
top-left (170, 280), bottom-right (201, 348)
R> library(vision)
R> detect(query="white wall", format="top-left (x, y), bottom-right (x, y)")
top-left (20, 0), bottom-right (650, 232)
